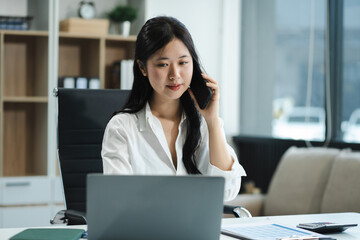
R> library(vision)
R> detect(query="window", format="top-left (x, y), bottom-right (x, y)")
top-left (240, 0), bottom-right (360, 143)
top-left (341, 0), bottom-right (360, 143)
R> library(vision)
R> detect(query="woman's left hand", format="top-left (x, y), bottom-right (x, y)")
top-left (188, 73), bottom-right (220, 127)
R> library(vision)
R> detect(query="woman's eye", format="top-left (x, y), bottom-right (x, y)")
top-left (157, 63), bottom-right (168, 67)
top-left (180, 61), bottom-right (188, 65)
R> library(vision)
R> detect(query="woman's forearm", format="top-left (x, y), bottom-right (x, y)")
top-left (207, 118), bottom-right (234, 171)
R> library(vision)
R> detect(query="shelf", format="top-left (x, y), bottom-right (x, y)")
top-left (2, 102), bottom-right (47, 176)
top-left (3, 34), bottom-right (48, 97)
top-left (3, 97), bottom-right (48, 103)
top-left (105, 35), bottom-right (137, 42)
top-left (58, 37), bottom-right (100, 78)
top-left (0, 30), bottom-right (48, 37)
top-left (1, 22), bottom-right (136, 177)
top-left (59, 32), bottom-right (137, 42)
top-left (58, 32), bottom-right (136, 89)
top-left (59, 31), bottom-right (104, 39)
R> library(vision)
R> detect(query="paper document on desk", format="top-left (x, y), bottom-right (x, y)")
top-left (221, 221), bottom-right (327, 240)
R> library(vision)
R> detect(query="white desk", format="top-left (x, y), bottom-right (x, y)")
top-left (0, 212), bottom-right (359, 240)
top-left (221, 212), bottom-right (360, 240)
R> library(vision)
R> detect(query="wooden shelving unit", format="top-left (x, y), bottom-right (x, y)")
top-left (0, 30), bottom-right (136, 177)
top-left (58, 32), bottom-right (136, 89)
top-left (0, 0), bottom-right (137, 227)
top-left (0, 30), bottom-right (49, 177)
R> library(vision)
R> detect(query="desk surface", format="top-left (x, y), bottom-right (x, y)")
top-left (0, 212), bottom-right (359, 240)
top-left (221, 212), bottom-right (360, 240)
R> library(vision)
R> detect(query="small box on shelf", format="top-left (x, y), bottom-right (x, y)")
top-left (60, 18), bottom-right (109, 35)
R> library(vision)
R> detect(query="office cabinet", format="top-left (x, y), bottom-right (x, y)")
top-left (0, 176), bottom-right (59, 228)
top-left (0, 0), bottom-right (136, 228)
top-left (0, 205), bottom-right (53, 228)
top-left (0, 177), bottom-right (51, 205)
top-left (1, 31), bottom-right (48, 177)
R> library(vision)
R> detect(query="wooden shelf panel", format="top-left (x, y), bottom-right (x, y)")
top-left (105, 40), bottom-right (135, 64)
top-left (3, 96), bottom-right (48, 103)
top-left (2, 102), bottom-right (47, 176)
top-left (59, 32), bottom-right (103, 39)
top-left (59, 32), bottom-right (137, 42)
top-left (105, 35), bottom-right (137, 42)
top-left (3, 34), bottom-right (48, 97)
top-left (0, 30), bottom-right (48, 37)
top-left (58, 37), bottom-right (100, 78)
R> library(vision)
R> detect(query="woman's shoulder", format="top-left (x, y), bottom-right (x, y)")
top-left (107, 111), bottom-right (137, 128)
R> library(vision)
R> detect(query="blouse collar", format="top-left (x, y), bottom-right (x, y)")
top-left (136, 102), bottom-right (187, 132)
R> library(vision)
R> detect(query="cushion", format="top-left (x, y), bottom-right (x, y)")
top-left (321, 150), bottom-right (360, 213)
top-left (264, 146), bottom-right (339, 216)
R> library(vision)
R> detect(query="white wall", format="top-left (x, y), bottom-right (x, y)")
top-left (57, 0), bottom-right (126, 20)
top-left (0, 0), bottom-right (27, 15)
top-left (0, 0), bottom-right (241, 136)
top-left (142, 0), bottom-right (241, 135)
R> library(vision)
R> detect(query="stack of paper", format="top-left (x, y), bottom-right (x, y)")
top-left (221, 221), bottom-right (328, 240)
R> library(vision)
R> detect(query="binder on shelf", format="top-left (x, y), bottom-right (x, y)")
top-left (112, 61), bottom-right (121, 89)
top-left (89, 78), bottom-right (100, 89)
top-left (59, 76), bottom-right (100, 89)
top-left (0, 16), bottom-right (33, 30)
top-left (120, 59), bottom-right (134, 90)
top-left (64, 77), bottom-right (75, 88)
top-left (58, 77), bottom-right (75, 88)
top-left (76, 77), bottom-right (88, 89)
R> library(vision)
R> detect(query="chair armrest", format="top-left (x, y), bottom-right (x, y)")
top-left (225, 193), bottom-right (266, 216)
top-left (224, 204), bottom-right (252, 218)
top-left (51, 209), bottom-right (87, 225)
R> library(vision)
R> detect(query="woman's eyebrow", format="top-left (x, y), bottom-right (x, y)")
top-left (156, 57), bottom-right (169, 61)
top-left (179, 54), bottom-right (190, 59)
top-left (156, 55), bottom-right (190, 61)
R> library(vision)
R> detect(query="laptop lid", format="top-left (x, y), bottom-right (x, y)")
top-left (86, 174), bottom-right (225, 240)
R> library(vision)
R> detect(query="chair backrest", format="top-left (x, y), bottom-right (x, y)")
top-left (56, 88), bottom-right (130, 213)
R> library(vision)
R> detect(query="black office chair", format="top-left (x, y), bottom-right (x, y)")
top-left (52, 88), bottom-right (250, 225)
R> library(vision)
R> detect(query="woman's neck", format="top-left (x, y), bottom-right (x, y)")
top-left (149, 96), bottom-right (182, 121)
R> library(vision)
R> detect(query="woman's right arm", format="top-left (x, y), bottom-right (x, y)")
top-left (101, 117), bottom-right (133, 174)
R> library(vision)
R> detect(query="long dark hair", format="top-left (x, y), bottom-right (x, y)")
top-left (116, 16), bottom-right (203, 174)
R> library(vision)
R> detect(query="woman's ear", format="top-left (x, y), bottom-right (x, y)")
top-left (137, 60), bottom-right (147, 76)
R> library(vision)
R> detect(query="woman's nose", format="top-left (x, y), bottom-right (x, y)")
top-left (168, 65), bottom-right (180, 80)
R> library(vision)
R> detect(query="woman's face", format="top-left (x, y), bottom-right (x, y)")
top-left (141, 38), bottom-right (193, 102)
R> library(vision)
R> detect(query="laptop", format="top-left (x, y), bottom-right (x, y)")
top-left (86, 174), bottom-right (225, 240)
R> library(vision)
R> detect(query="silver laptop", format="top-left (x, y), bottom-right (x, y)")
top-left (86, 174), bottom-right (225, 240)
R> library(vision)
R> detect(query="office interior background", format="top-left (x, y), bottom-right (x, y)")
top-left (0, 0), bottom-right (359, 228)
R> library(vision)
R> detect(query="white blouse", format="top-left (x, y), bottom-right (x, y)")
top-left (101, 103), bottom-right (246, 201)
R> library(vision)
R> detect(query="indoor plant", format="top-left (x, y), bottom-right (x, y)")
top-left (108, 5), bottom-right (137, 36)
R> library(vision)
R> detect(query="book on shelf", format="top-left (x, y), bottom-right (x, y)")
top-left (112, 59), bottom-right (134, 90)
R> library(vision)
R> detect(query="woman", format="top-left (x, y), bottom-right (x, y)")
top-left (101, 16), bottom-right (245, 201)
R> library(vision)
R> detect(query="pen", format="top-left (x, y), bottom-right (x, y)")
top-left (81, 231), bottom-right (88, 239)
top-left (277, 236), bottom-right (336, 240)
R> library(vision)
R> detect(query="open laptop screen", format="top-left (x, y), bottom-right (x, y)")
top-left (87, 174), bottom-right (225, 240)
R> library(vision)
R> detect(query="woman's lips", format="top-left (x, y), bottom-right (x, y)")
top-left (167, 84), bottom-right (182, 91)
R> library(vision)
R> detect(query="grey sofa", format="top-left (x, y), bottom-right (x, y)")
top-left (225, 146), bottom-right (360, 216)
